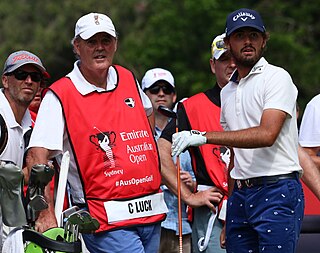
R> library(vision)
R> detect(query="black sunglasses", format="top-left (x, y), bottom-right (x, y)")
top-left (147, 85), bottom-right (175, 95)
top-left (6, 70), bottom-right (42, 82)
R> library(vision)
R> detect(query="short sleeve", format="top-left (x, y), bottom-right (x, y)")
top-left (137, 80), bottom-right (153, 116)
top-left (0, 114), bottom-right (8, 155)
top-left (264, 69), bottom-right (297, 117)
top-left (28, 91), bottom-right (65, 154)
top-left (299, 95), bottom-right (320, 147)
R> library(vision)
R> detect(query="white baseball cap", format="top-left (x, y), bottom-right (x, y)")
top-left (141, 68), bottom-right (175, 90)
top-left (211, 33), bottom-right (227, 60)
top-left (74, 13), bottom-right (116, 40)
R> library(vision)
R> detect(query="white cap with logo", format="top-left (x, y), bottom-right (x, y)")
top-left (74, 13), bottom-right (116, 40)
top-left (141, 68), bottom-right (175, 90)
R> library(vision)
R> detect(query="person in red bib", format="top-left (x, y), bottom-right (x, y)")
top-left (28, 87), bottom-right (44, 127)
top-left (25, 12), bottom-right (167, 252)
top-left (26, 12), bottom-right (220, 253)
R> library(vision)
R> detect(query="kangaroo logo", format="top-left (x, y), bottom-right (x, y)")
top-left (213, 146), bottom-right (231, 169)
top-left (90, 127), bottom-right (116, 168)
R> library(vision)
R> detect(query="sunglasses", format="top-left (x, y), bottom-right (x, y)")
top-left (212, 39), bottom-right (225, 51)
top-left (147, 85), bottom-right (175, 95)
top-left (211, 39), bottom-right (226, 57)
top-left (6, 70), bottom-right (42, 82)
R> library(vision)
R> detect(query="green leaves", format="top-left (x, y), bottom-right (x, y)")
top-left (0, 0), bottom-right (318, 111)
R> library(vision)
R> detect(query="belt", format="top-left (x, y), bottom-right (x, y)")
top-left (236, 172), bottom-right (297, 189)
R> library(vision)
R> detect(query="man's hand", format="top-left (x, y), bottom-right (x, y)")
top-left (185, 186), bottom-right (223, 211)
top-left (34, 180), bottom-right (57, 233)
top-left (220, 223), bottom-right (226, 249)
top-left (35, 208), bottom-right (57, 233)
top-left (172, 130), bottom-right (207, 156)
top-left (180, 171), bottom-right (195, 191)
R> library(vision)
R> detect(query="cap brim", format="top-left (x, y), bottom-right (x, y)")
top-left (79, 28), bottom-right (116, 40)
top-left (144, 79), bottom-right (175, 90)
top-left (214, 49), bottom-right (227, 60)
top-left (42, 71), bottom-right (50, 79)
top-left (227, 25), bottom-right (265, 36)
top-left (3, 62), bottom-right (48, 76)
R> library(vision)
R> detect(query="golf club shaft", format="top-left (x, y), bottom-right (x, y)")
top-left (158, 106), bottom-right (182, 251)
top-left (176, 126), bottom-right (183, 253)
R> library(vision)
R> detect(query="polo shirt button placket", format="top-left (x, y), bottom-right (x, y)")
top-left (235, 85), bottom-right (241, 116)
top-left (20, 138), bottom-right (24, 149)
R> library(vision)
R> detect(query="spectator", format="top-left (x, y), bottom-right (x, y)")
top-left (142, 68), bottom-right (195, 253)
top-left (142, 68), bottom-right (177, 139)
top-left (171, 8), bottom-right (304, 253)
top-left (299, 95), bottom-right (320, 169)
top-left (28, 87), bottom-right (44, 126)
top-left (298, 95), bottom-right (320, 212)
top-left (158, 33), bottom-right (235, 253)
top-left (0, 50), bottom-right (48, 249)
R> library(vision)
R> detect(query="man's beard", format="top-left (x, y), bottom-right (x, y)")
top-left (230, 46), bottom-right (263, 68)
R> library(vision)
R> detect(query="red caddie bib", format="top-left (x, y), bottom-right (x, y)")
top-left (182, 93), bottom-right (229, 196)
top-left (50, 65), bottom-right (166, 232)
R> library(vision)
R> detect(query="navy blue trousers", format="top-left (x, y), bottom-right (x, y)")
top-left (226, 177), bottom-right (304, 253)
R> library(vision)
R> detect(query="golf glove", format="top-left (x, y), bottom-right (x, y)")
top-left (172, 130), bottom-right (207, 156)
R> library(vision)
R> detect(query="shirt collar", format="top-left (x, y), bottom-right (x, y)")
top-left (230, 57), bottom-right (268, 83)
top-left (66, 61), bottom-right (118, 95)
top-left (154, 118), bottom-right (172, 140)
top-left (249, 57), bottom-right (267, 74)
top-left (0, 89), bottom-right (32, 129)
top-left (204, 84), bottom-right (222, 107)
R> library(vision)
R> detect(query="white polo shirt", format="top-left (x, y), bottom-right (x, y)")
top-left (29, 61), bottom-right (153, 203)
top-left (299, 94), bottom-right (320, 148)
top-left (0, 89), bottom-right (32, 168)
top-left (221, 57), bottom-right (301, 179)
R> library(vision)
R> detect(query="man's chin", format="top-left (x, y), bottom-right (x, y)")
top-left (156, 102), bottom-right (170, 108)
top-left (238, 56), bottom-right (258, 67)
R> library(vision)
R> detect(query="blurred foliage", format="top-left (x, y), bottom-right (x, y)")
top-left (0, 0), bottom-right (319, 115)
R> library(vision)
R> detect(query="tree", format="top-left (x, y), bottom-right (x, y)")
top-left (0, 0), bottom-right (319, 113)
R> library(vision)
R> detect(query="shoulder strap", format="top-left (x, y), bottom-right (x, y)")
top-left (0, 114), bottom-right (8, 155)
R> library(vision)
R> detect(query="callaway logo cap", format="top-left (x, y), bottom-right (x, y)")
top-left (74, 12), bottom-right (116, 40)
top-left (225, 8), bottom-right (266, 36)
top-left (3, 50), bottom-right (49, 78)
top-left (141, 68), bottom-right (175, 90)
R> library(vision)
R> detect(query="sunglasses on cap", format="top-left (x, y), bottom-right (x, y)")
top-left (6, 69), bottom-right (42, 82)
top-left (212, 39), bottom-right (225, 51)
top-left (147, 84), bottom-right (175, 95)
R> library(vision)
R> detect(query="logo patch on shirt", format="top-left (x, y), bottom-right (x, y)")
top-left (252, 65), bottom-right (263, 73)
top-left (124, 98), bottom-right (135, 108)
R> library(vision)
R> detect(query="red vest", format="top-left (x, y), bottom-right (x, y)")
top-left (182, 93), bottom-right (229, 196)
top-left (50, 65), bottom-right (165, 232)
top-left (29, 111), bottom-right (37, 127)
